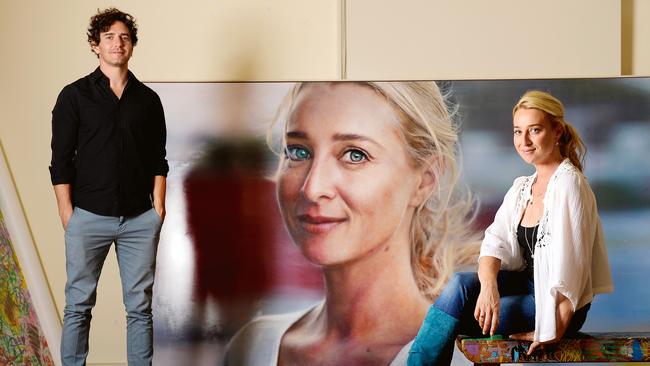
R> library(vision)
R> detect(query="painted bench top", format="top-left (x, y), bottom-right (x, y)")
top-left (456, 333), bottom-right (650, 364)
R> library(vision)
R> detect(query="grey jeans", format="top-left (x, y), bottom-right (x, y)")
top-left (61, 207), bottom-right (162, 366)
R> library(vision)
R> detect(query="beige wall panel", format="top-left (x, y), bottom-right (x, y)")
top-left (131, 0), bottom-right (340, 81)
top-left (346, 0), bottom-right (621, 80)
top-left (0, 1), bottom-right (338, 364)
top-left (625, 0), bottom-right (650, 75)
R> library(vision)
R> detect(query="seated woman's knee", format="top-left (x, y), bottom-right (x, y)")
top-left (450, 272), bottom-right (479, 289)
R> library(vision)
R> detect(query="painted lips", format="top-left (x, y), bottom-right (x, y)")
top-left (297, 214), bottom-right (346, 234)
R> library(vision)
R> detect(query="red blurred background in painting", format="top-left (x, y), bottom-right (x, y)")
top-left (183, 139), bottom-right (323, 334)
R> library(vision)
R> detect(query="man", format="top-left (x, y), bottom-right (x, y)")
top-left (49, 8), bottom-right (167, 366)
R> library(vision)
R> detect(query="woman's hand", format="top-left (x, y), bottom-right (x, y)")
top-left (474, 283), bottom-right (500, 335)
top-left (510, 331), bottom-right (560, 355)
top-left (509, 293), bottom-right (575, 355)
top-left (475, 256), bottom-right (502, 336)
top-left (509, 331), bottom-right (535, 354)
top-left (509, 331), bottom-right (546, 355)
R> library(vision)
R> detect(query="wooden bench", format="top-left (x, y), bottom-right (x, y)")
top-left (456, 333), bottom-right (650, 365)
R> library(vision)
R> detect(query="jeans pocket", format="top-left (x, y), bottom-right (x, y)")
top-left (151, 208), bottom-right (163, 223)
top-left (64, 208), bottom-right (77, 232)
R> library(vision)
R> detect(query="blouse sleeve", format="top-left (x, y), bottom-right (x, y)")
top-left (547, 172), bottom-right (597, 311)
top-left (480, 177), bottom-right (524, 270)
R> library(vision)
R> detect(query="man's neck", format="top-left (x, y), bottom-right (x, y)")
top-left (99, 63), bottom-right (130, 98)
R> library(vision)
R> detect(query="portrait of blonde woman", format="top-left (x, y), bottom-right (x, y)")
top-left (408, 90), bottom-right (614, 365)
top-left (225, 81), bottom-right (480, 365)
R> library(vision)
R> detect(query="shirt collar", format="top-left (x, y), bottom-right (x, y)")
top-left (524, 158), bottom-right (572, 200)
top-left (90, 66), bottom-right (139, 86)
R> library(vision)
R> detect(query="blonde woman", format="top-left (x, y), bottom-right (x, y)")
top-left (225, 82), bottom-right (479, 365)
top-left (408, 90), bottom-right (614, 365)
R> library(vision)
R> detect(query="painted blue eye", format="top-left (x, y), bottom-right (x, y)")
top-left (345, 149), bottom-right (367, 163)
top-left (285, 146), bottom-right (311, 161)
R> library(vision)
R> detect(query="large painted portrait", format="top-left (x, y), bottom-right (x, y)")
top-left (147, 78), bottom-right (650, 365)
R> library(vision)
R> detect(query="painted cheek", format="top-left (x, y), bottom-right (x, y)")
top-left (278, 172), bottom-right (300, 210)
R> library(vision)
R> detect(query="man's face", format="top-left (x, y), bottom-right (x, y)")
top-left (92, 21), bottom-right (133, 67)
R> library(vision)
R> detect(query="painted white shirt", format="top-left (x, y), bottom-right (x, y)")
top-left (224, 302), bottom-right (413, 365)
top-left (479, 159), bottom-right (614, 342)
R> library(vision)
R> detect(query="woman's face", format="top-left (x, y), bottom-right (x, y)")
top-left (277, 83), bottom-right (426, 267)
top-left (513, 108), bottom-right (562, 166)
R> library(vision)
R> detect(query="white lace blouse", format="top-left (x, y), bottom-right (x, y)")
top-left (479, 159), bottom-right (614, 342)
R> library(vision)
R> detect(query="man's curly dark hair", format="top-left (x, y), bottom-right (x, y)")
top-left (87, 8), bottom-right (138, 54)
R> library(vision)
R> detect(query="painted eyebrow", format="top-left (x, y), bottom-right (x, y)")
top-left (513, 123), bottom-right (544, 129)
top-left (332, 133), bottom-right (381, 147)
top-left (286, 131), bottom-right (307, 139)
top-left (286, 131), bottom-right (381, 147)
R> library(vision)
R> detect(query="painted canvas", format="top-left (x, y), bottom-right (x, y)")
top-left (0, 150), bottom-right (60, 365)
top-left (0, 211), bottom-right (54, 365)
top-left (144, 79), bottom-right (650, 365)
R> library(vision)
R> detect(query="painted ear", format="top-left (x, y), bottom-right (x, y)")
top-left (411, 160), bottom-right (437, 207)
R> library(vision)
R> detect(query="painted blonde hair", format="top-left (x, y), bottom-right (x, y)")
top-left (268, 82), bottom-right (480, 300)
top-left (513, 90), bottom-right (587, 172)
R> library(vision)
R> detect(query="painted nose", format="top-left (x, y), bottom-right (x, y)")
top-left (301, 158), bottom-right (336, 202)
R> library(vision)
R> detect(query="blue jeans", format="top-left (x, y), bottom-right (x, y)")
top-left (435, 271), bottom-right (590, 337)
top-left (62, 207), bottom-right (162, 366)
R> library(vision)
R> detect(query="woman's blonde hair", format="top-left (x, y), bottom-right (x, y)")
top-left (268, 82), bottom-right (480, 300)
top-left (513, 90), bottom-right (587, 172)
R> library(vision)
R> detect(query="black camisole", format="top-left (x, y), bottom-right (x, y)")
top-left (516, 223), bottom-right (538, 278)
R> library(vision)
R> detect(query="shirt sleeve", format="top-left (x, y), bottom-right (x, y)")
top-left (150, 94), bottom-right (169, 177)
top-left (49, 86), bottom-right (79, 185)
top-left (547, 172), bottom-right (596, 311)
top-left (480, 177), bottom-right (524, 270)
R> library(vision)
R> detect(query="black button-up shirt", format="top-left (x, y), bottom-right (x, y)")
top-left (50, 67), bottom-right (169, 217)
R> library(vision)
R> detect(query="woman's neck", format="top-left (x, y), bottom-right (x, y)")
top-left (315, 237), bottom-right (430, 343)
top-left (279, 229), bottom-right (434, 365)
top-left (534, 156), bottom-right (563, 183)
